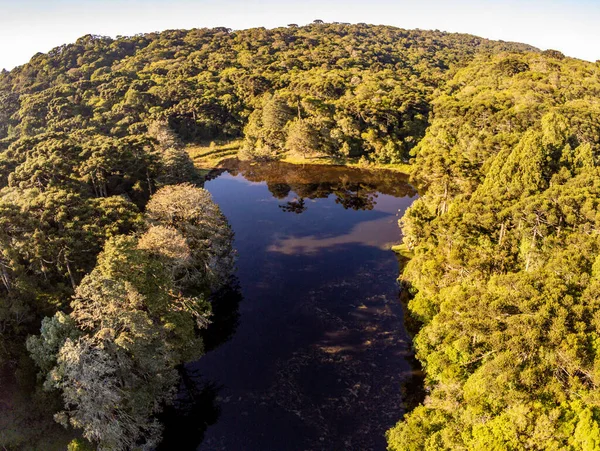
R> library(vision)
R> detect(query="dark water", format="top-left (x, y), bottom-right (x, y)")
top-left (161, 161), bottom-right (420, 451)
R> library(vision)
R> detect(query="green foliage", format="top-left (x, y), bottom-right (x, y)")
top-left (27, 184), bottom-right (233, 449)
top-left (285, 118), bottom-right (321, 158)
top-left (389, 52), bottom-right (600, 450)
top-left (0, 24), bottom-right (535, 163)
top-left (4, 21), bottom-right (597, 449)
top-left (0, 32), bottom-right (240, 446)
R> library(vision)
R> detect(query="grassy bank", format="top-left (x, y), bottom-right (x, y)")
top-left (188, 140), bottom-right (243, 168)
top-left (187, 140), bottom-right (413, 174)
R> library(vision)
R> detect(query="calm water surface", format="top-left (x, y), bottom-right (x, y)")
top-left (161, 161), bottom-right (420, 451)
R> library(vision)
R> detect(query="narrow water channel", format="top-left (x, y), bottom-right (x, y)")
top-left (160, 161), bottom-right (420, 450)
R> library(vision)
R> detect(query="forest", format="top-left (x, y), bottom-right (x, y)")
top-left (1, 21), bottom-right (600, 450)
top-left (388, 50), bottom-right (600, 449)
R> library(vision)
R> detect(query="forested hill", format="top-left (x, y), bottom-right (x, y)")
top-left (0, 24), bottom-right (536, 164)
top-left (388, 48), bottom-right (600, 449)
top-left (5, 21), bottom-right (600, 451)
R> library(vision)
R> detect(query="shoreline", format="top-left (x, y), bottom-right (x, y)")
top-left (187, 141), bottom-right (413, 174)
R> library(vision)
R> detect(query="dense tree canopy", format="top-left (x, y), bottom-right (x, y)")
top-left (26, 184), bottom-right (233, 450)
top-left (388, 51), bottom-right (600, 450)
top-left (3, 20), bottom-right (598, 450)
top-left (0, 24), bottom-right (535, 165)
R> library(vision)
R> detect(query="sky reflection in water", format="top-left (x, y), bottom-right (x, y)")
top-left (162, 161), bottom-right (420, 451)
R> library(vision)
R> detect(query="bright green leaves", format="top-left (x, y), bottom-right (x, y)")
top-left (573, 406), bottom-right (600, 451)
top-left (392, 52), bottom-right (600, 450)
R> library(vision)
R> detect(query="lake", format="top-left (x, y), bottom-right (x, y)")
top-left (159, 160), bottom-right (421, 451)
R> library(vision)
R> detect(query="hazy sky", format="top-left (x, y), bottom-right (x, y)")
top-left (1, 0), bottom-right (599, 70)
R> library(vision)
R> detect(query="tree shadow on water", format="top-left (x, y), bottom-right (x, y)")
top-left (158, 277), bottom-right (242, 450)
top-left (157, 367), bottom-right (222, 451)
top-left (202, 277), bottom-right (244, 352)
